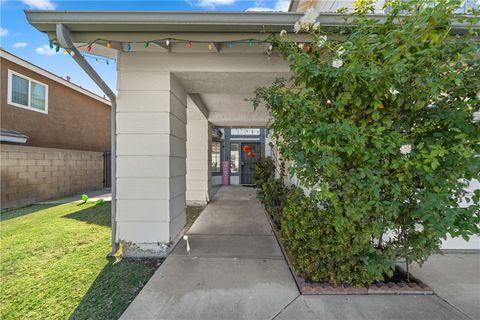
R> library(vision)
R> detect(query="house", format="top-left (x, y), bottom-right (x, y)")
top-left (24, 1), bottom-right (479, 256)
top-left (0, 48), bottom-right (111, 210)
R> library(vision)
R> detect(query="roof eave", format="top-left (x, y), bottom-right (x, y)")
top-left (25, 11), bottom-right (306, 33)
top-left (25, 10), bottom-right (478, 34)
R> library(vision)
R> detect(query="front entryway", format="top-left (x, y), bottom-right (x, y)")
top-left (211, 128), bottom-right (269, 186)
top-left (241, 142), bottom-right (261, 185)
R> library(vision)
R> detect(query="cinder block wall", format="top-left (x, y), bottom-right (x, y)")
top-left (1, 144), bottom-right (104, 210)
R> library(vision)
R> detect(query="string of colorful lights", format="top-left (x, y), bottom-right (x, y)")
top-left (49, 37), bottom-right (285, 65)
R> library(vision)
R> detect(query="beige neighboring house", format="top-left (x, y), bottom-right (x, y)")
top-left (0, 48), bottom-right (111, 210)
top-left (24, 0), bottom-right (479, 256)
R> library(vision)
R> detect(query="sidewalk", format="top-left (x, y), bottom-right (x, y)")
top-left (120, 186), bottom-right (477, 320)
top-left (38, 188), bottom-right (111, 204)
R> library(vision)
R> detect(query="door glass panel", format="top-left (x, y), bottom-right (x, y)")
top-left (230, 143), bottom-right (239, 173)
top-left (211, 142), bottom-right (221, 173)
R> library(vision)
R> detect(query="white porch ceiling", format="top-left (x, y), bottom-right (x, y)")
top-left (175, 71), bottom-right (291, 127)
top-left (175, 72), bottom-right (290, 94)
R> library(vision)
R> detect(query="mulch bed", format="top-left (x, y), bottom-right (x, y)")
top-left (262, 207), bottom-right (433, 295)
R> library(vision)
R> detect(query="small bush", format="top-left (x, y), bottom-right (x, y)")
top-left (255, 157), bottom-right (275, 189)
top-left (260, 177), bottom-right (289, 226)
top-left (281, 188), bottom-right (395, 286)
top-left (255, 157), bottom-right (289, 226)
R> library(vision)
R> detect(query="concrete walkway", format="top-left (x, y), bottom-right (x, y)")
top-left (38, 188), bottom-right (111, 204)
top-left (120, 186), bottom-right (478, 320)
top-left (120, 186), bottom-right (298, 320)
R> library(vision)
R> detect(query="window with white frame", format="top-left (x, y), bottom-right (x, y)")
top-left (8, 70), bottom-right (48, 113)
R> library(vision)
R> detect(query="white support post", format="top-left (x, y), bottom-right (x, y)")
top-left (186, 96), bottom-right (212, 205)
top-left (115, 67), bottom-right (187, 257)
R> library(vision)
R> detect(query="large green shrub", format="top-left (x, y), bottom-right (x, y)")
top-left (253, 0), bottom-right (480, 285)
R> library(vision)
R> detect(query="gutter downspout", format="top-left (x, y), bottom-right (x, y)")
top-left (56, 23), bottom-right (118, 256)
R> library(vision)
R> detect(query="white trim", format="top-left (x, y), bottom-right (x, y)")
top-left (231, 128), bottom-right (261, 135)
top-left (1, 49), bottom-right (110, 106)
top-left (0, 135), bottom-right (28, 144)
top-left (230, 137), bottom-right (261, 141)
top-left (7, 69), bottom-right (49, 114)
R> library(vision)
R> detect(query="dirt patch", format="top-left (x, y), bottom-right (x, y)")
top-left (298, 266), bottom-right (432, 295)
top-left (123, 257), bottom-right (165, 269)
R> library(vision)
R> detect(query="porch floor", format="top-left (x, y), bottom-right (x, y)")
top-left (120, 186), bottom-right (478, 320)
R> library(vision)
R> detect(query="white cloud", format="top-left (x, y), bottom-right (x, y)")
top-left (12, 42), bottom-right (28, 48)
top-left (0, 27), bottom-right (8, 37)
top-left (246, 6), bottom-right (273, 11)
top-left (35, 45), bottom-right (59, 56)
top-left (274, 0), bottom-right (290, 11)
top-left (247, 0), bottom-right (290, 12)
top-left (194, 0), bottom-right (237, 8)
top-left (22, 0), bottom-right (56, 10)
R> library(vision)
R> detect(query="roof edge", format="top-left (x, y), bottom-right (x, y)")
top-left (24, 10), bottom-right (478, 34)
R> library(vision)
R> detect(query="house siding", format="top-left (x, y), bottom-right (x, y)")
top-left (0, 58), bottom-right (110, 152)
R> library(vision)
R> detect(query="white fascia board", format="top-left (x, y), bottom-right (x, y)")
top-left (24, 11), bottom-right (478, 34)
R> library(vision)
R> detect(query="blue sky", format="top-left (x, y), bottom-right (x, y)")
top-left (0, 0), bottom-right (290, 97)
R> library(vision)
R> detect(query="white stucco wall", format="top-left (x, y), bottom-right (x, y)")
top-left (186, 96), bottom-right (212, 205)
top-left (115, 55), bottom-right (187, 257)
top-left (444, 179), bottom-right (480, 250)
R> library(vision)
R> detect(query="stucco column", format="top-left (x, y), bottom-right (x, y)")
top-left (116, 70), bottom-right (187, 257)
top-left (186, 96), bottom-right (212, 205)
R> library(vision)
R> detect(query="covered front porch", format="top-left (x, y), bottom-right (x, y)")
top-left (25, 10), bottom-right (306, 256)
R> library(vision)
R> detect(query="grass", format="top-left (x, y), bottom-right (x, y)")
top-left (0, 203), bottom-right (159, 320)
top-left (0, 202), bottom-right (205, 320)
top-left (186, 206), bottom-right (204, 230)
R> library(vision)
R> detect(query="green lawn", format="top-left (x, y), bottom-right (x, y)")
top-left (0, 202), bottom-right (160, 320)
